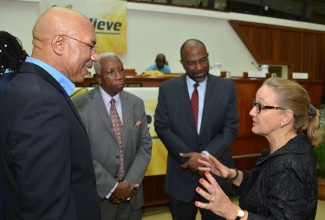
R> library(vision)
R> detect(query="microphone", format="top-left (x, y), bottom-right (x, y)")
top-left (251, 62), bottom-right (259, 70)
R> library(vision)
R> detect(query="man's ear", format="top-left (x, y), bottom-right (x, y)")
top-left (180, 60), bottom-right (186, 70)
top-left (93, 73), bottom-right (102, 84)
top-left (51, 35), bottom-right (65, 55)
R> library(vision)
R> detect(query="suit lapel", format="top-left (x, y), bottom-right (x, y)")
top-left (200, 75), bottom-right (217, 135)
top-left (91, 87), bottom-right (117, 141)
top-left (22, 63), bottom-right (87, 131)
top-left (177, 75), bottom-right (198, 135)
top-left (120, 91), bottom-right (131, 142)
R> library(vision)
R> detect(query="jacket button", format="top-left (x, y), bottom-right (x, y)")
top-left (116, 155), bottom-right (120, 159)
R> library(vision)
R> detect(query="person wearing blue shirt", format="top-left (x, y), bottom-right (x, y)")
top-left (146, 53), bottom-right (171, 73)
top-left (0, 7), bottom-right (100, 220)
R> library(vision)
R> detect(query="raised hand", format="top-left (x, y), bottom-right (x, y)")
top-left (197, 154), bottom-right (231, 179)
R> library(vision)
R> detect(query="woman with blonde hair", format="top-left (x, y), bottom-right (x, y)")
top-left (195, 77), bottom-right (322, 219)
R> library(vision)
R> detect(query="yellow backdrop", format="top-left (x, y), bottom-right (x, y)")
top-left (40, 0), bottom-right (127, 54)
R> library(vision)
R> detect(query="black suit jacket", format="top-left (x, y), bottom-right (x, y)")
top-left (154, 74), bottom-right (239, 201)
top-left (0, 62), bottom-right (100, 219)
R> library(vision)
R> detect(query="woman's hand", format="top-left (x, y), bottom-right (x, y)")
top-left (198, 154), bottom-right (231, 179)
top-left (195, 171), bottom-right (239, 219)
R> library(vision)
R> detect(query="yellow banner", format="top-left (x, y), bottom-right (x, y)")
top-left (40, 0), bottom-right (127, 54)
top-left (71, 87), bottom-right (167, 176)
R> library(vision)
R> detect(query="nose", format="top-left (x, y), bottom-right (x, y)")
top-left (92, 52), bottom-right (98, 62)
top-left (194, 61), bottom-right (204, 70)
top-left (249, 106), bottom-right (257, 116)
top-left (113, 70), bottom-right (124, 80)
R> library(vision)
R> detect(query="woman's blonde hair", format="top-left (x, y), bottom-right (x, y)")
top-left (263, 77), bottom-right (322, 148)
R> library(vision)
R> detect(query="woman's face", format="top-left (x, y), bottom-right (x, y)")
top-left (249, 85), bottom-right (286, 137)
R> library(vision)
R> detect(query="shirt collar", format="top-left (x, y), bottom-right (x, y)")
top-left (186, 75), bottom-right (207, 88)
top-left (98, 86), bottom-right (121, 106)
top-left (25, 57), bottom-right (75, 96)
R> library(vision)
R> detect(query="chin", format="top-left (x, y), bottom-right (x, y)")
top-left (251, 127), bottom-right (258, 135)
top-left (73, 77), bottom-right (85, 84)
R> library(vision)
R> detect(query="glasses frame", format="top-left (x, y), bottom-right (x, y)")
top-left (183, 56), bottom-right (209, 69)
top-left (252, 99), bottom-right (286, 114)
top-left (62, 35), bottom-right (97, 52)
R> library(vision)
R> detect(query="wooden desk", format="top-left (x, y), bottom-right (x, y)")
top-left (75, 74), bottom-right (182, 88)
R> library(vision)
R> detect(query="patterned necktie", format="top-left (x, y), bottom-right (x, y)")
top-left (191, 83), bottom-right (199, 127)
top-left (110, 99), bottom-right (125, 181)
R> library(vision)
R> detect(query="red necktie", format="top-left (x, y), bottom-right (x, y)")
top-left (110, 99), bottom-right (125, 181)
top-left (191, 83), bottom-right (199, 127)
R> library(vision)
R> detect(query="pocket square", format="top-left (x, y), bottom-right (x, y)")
top-left (134, 120), bottom-right (142, 128)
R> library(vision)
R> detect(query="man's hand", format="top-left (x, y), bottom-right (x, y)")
top-left (111, 182), bottom-right (138, 204)
top-left (180, 152), bottom-right (204, 173)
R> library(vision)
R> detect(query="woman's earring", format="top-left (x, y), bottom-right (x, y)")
top-left (280, 123), bottom-right (284, 128)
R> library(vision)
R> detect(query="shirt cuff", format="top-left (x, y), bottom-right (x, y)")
top-left (105, 182), bottom-right (118, 199)
top-left (201, 150), bottom-right (210, 156)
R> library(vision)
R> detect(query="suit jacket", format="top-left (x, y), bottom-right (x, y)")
top-left (73, 87), bottom-right (152, 210)
top-left (0, 62), bottom-right (100, 220)
top-left (154, 74), bottom-right (239, 201)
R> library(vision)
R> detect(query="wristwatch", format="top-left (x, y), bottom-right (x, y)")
top-left (228, 168), bottom-right (239, 183)
top-left (235, 209), bottom-right (245, 220)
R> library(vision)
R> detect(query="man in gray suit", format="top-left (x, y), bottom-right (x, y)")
top-left (73, 52), bottom-right (152, 220)
top-left (154, 39), bottom-right (239, 220)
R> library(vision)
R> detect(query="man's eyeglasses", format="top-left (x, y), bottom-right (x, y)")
top-left (252, 99), bottom-right (286, 114)
top-left (62, 35), bottom-right (97, 53)
top-left (183, 56), bottom-right (209, 69)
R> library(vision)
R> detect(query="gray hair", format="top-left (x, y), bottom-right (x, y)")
top-left (93, 52), bottom-right (117, 75)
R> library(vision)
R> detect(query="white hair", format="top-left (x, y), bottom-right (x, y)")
top-left (93, 52), bottom-right (117, 75)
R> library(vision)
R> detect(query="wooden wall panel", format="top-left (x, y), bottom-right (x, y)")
top-left (229, 20), bottom-right (325, 94)
top-left (286, 31), bottom-right (301, 70)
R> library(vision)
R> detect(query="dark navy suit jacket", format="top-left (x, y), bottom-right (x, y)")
top-left (154, 74), bottom-right (239, 201)
top-left (0, 62), bottom-right (100, 219)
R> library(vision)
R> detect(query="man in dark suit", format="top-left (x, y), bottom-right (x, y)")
top-left (73, 52), bottom-right (152, 220)
top-left (154, 39), bottom-right (239, 220)
top-left (0, 7), bottom-right (100, 220)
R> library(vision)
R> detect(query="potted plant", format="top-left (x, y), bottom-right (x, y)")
top-left (315, 137), bottom-right (325, 200)
top-left (315, 106), bottom-right (325, 200)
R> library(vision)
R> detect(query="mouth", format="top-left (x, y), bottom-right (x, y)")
top-left (83, 65), bottom-right (91, 71)
top-left (115, 83), bottom-right (125, 89)
top-left (195, 71), bottom-right (207, 78)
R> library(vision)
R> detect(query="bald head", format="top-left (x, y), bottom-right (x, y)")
top-left (156, 53), bottom-right (166, 61)
top-left (30, 7), bottom-right (98, 83)
top-left (33, 7), bottom-right (92, 43)
top-left (31, 7), bottom-right (95, 61)
top-left (180, 39), bottom-right (207, 60)
top-left (155, 53), bottom-right (167, 69)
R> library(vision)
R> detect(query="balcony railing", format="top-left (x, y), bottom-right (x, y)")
top-left (128, 0), bottom-right (325, 26)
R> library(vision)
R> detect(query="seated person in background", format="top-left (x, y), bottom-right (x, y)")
top-left (195, 77), bottom-right (322, 220)
top-left (146, 53), bottom-right (171, 73)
